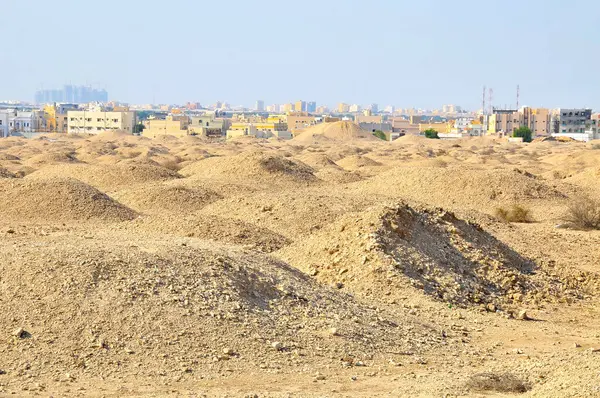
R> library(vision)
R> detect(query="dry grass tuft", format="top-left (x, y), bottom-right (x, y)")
top-left (495, 205), bottom-right (533, 223)
top-left (563, 196), bottom-right (600, 230)
top-left (467, 372), bottom-right (530, 393)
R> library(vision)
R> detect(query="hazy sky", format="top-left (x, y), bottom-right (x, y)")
top-left (2, 0), bottom-right (599, 110)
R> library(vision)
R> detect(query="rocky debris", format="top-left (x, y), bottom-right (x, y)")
top-left (12, 328), bottom-right (28, 339)
top-left (280, 202), bottom-right (591, 312)
top-left (516, 310), bottom-right (530, 321)
top-left (0, 233), bottom-right (449, 383)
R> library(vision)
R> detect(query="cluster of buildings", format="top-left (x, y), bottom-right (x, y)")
top-left (1, 96), bottom-right (599, 142)
top-left (34, 85), bottom-right (108, 105)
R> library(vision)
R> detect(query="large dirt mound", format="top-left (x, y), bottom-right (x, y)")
top-left (112, 183), bottom-right (223, 213)
top-left (279, 203), bottom-right (590, 311)
top-left (0, 177), bottom-right (137, 222)
top-left (0, 235), bottom-right (449, 382)
top-left (26, 163), bottom-right (181, 191)
top-left (23, 151), bottom-right (81, 167)
top-left (179, 151), bottom-right (318, 184)
top-left (293, 121), bottom-right (379, 143)
top-left (350, 166), bottom-right (565, 212)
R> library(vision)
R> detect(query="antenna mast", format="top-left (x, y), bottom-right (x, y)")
top-left (516, 85), bottom-right (520, 109)
top-left (488, 88), bottom-right (493, 115)
top-left (482, 86), bottom-right (486, 115)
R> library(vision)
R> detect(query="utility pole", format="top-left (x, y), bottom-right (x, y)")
top-left (482, 86), bottom-right (486, 115)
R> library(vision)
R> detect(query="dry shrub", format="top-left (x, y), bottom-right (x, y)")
top-left (564, 196), bottom-right (600, 230)
top-left (467, 372), bottom-right (530, 393)
top-left (495, 205), bottom-right (533, 223)
top-left (591, 143), bottom-right (600, 150)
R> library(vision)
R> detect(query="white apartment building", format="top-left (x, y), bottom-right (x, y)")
top-left (67, 111), bottom-right (136, 134)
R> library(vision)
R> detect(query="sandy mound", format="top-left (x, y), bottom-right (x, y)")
top-left (294, 152), bottom-right (340, 169)
top-left (179, 151), bottom-right (318, 184)
top-left (293, 121), bottom-right (379, 143)
top-left (0, 235), bottom-right (448, 383)
top-left (24, 151), bottom-right (81, 166)
top-left (26, 163), bottom-right (181, 191)
top-left (279, 203), bottom-right (589, 310)
top-left (135, 214), bottom-right (291, 253)
top-left (0, 177), bottom-right (136, 222)
top-left (0, 153), bottom-right (21, 161)
top-left (336, 155), bottom-right (383, 169)
top-left (392, 134), bottom-right (429, 145)
top-left (351, 166), bottom-right (565, 213)
top-left (113, 183), bottom-right (223, 213)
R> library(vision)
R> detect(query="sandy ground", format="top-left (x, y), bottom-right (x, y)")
top-left (0, 130), bottom-right (599, 397)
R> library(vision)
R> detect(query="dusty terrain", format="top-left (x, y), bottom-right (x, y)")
top-left (1, 127), bottom-right (599, 397)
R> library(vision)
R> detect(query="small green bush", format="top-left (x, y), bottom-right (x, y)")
top-left (424, 129), bottom-right (439, 139)
top-left (372, 130), bottom-right (387, 140)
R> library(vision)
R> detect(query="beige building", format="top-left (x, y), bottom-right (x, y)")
top-left (488, 108), bottom-right (550, 137)
top-left (286, 114), bottom-right (315, 132)
top-left (189, 116), bottom-right (229, 137)
top-left (67, 111), bottom-right (136, 134)
top-left (142, 115), bottom-right (190, 138)
top-left (354, 115), bottom-right (383, 124)
top-left (226, 121), bottom-right (291, 139)
top-left (337, 103), bottom-right (350, 113)
top-left (418, 122), bottom-right (452, 134)
top-left (391, 118), bottom-right (420, 136)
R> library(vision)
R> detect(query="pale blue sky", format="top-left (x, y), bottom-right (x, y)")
top-left (1, 0), bottom-right (599, 110)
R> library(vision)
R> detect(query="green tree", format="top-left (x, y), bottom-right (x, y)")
top-left (513, 126), bottom-right (532, 142)
top-left (133, 123), bottom-right (145, 135)
top-left (424, 129), bottom-right (439, 139)
top-left (373, 130), bottom-right (387, 140)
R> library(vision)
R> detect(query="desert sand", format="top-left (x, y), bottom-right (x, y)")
top-left (1, 130), bottom-right (599, 397)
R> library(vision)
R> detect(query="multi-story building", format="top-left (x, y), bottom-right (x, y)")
top-left (255, 100), bottom-right (265, 112)
top-left (349, 104), bottom-right (361, 113)
top-left (488, 107), bottom-right (550, 137)
top-left (67, 110), bottom-right (136, 134)
top-left (189, 115), bottom-right (228, 137)
top-left (8, 111), bottom-right (40, 134)
top-left (590, 113), bottom-right (600, 139)
top-left (337, 103), bottom-right (350, 113)
top-left (35, 85), bottom-right (108, 104)
top-left (307, 101), bottom-right (317, 113)
top-left (488, 109), bottom-right (519, 135)
top-left (283, 103), bottom-right (293, 113)
top-left (316, 106), bottom-right (329, 114)
top-left (226, 121), bottom-right (291, 139)
top-left (552, 108), bottom-right (592, 135)
top-left (142, 115), bottom-right (189, 138)
top-left (391, 118), bottom-right (420, 136)
top-left (523, 107), bottom-right (551, 137)
top-left (0, 111), bottom-right (9, 137)
top-left (419, 122), bottom-right (452, 134)
top-left (286, 114), bottom-right (315, 132)
top-left (294, 100), bottom-right (306, 112)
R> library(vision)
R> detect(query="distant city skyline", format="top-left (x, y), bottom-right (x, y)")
top-left (1, 0), bottom-right (599, 110)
